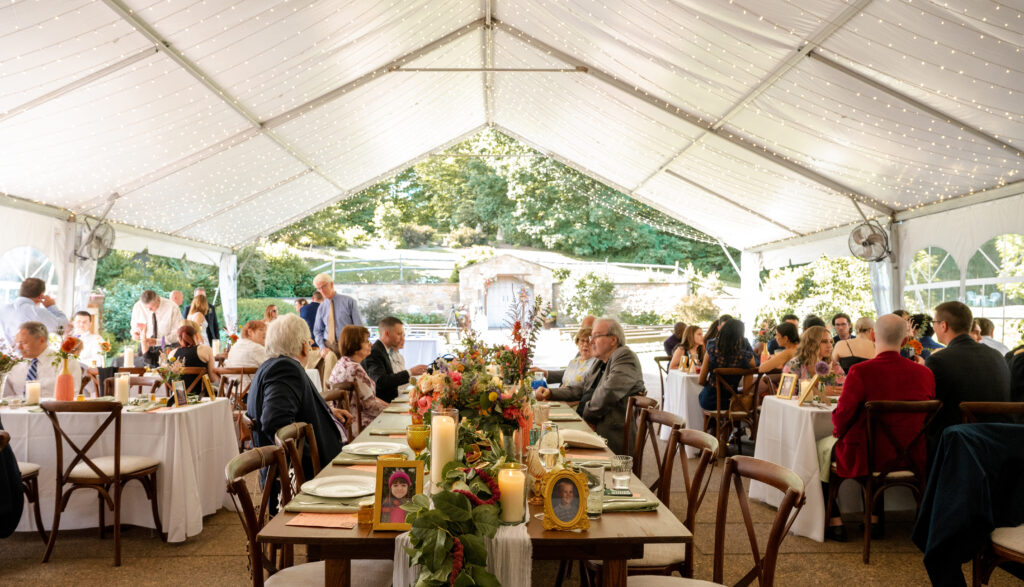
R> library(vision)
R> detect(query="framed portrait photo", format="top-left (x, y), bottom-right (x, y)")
top-left (372, 457), bottom-right (424, 531)
top-left (172, 380), bottom-right (188, 408)
top-left (777, 373), bottom-right (798, 399)
top-left (542, 469), bottom-right (589, 531)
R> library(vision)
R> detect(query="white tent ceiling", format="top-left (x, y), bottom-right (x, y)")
top-left (1, 0), bottom-right (1022, 253)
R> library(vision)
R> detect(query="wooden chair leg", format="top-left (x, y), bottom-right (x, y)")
top-left (145, 472), bottom-right (165, 540)
top-left (555, 560), bottom-right (569, 587)
top-left (42, 490), bottom-right (71, 563)
top-left (98, 491), bottom-right (106, 539)
top-left (862, 482), bottom-right (873, 564)
top-left (24, 477), bottom-right (47, 543)
top-left (113, 485), bottom-right (122, 566)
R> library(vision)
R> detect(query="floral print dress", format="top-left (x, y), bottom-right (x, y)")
top-left (328, 356), bottom-right (386, 429)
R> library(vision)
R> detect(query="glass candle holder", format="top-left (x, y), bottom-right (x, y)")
top-left (497, 463), bottom-right (529, 524)
top-left (429, 408), bottom-right (458, 487)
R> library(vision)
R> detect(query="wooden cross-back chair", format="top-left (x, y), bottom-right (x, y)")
top-left (623, 395), bottom-right (658, 459)
top-left (178, 366), bottom-right (210, 395)
top-left (217, 367), bottom-right (260, 451)
top-left (324, 381), bottom-right (358, 438)
top-left (653, 355), bottom-right (671, 399)
top-left (116, 367), bottom-right (147, 376)
top-left (703, 367), bottom-right (757, 457)
top-left (274, 422), bottom-right (321, 492)
top-left (102, 376), bottom-right (163, 398)
top-left (39, 400), bottom-right (163, 566)
top-left (631, 407), bottom-right (682, 494)
top-left (960, 401), bottom-right (1024, 423)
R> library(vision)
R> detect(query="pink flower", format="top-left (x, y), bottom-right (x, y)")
top-left (451, 371), bottom-right (462, 386)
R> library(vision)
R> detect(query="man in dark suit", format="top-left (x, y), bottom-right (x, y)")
top-left (925, 301), bottom-right (1011, 445)
top-left (300, 292), bottom-right (321, 348)
top-left (362, 317), bottom-right (428, 402)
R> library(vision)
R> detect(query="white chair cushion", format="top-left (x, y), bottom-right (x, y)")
top-left (627, 575), bottom-right (719, 586)
top-left (68, 455), bottom-right (160, 480)
top-left (991, 524), bottom-right (1024, 553)
top-left (592, 543), bottom-right (687, 568)
top-left (18, 461), bottom-right (40, 477)
top-left (265, 559), bottom-right (394, 586)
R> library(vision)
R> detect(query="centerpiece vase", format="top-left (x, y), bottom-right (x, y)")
top-left (55, 358), bottom-right (75, 401)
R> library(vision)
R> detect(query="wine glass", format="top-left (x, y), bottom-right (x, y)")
top-left (538, 421), bottom-right (560, 473)
top-left (406, 424), bottom-right (430, 457)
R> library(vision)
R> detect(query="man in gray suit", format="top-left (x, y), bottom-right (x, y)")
top-left (537, 317), bottom-right (645, 455)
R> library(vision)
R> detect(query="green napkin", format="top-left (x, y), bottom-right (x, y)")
top-left (126, 400), bottom-right (165, 412)
top-left (602, 499), bottom-right (659, 512)
top-left (27, 406), bottom-right (44, 413)
top-left (368, 426), bottom-right (410, 435)
top-left (332, 453), bottom-right (379, 466)
top-left (283, 492), bottom-right (364, 514)
top-left (549, 414), bottom-right (581, 422)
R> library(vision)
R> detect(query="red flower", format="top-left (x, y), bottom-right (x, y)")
top-left (450, 371), bottom-right (462, 386)
top-left (60, 337), bottom-right (80, 355)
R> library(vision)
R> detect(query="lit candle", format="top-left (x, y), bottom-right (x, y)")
top-left (430, 411), bottom-right (457, 486)
top-left (498, 465), bottom-right (527, 523)
top-left (124, 347), bottom-right (134, 367)
top-left (212, 339), bottom-right (221, 355)
top-left (25, 382), bottom-right (41, 405)
top-left (115, 375), bottom-right (130, 405)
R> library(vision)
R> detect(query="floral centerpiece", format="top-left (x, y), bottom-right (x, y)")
top-left (900, 338), bottom-right (923, 359)
top-left (50, 336), bottom-right (83, 368)
top-left (156, 354), bottom-right (184, 389)
top-left (753, 318), bottom-right (777, 345)
top-left (0, 340), bottom-right (24, 390)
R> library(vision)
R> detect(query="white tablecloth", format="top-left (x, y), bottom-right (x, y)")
top-left (749, 395), bottom-right (913, 542)
top-left (3, 398), bottom-right (237, 543)
top-left (393, 524), bottom-right (531, 586)
top-left (401, 338), bottom-right (439, 367)
top-left (659, 371), bottom-right (704, 457)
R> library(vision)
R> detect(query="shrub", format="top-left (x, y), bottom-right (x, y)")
top-left (395, 312), bottom-right (445, 325)
top-left (562, 272), bottom-right (615, 321)
top-left (444, 226), bottom-right (486, 248)
top-left (101, 281), bottom-right (161, 342)
top-left (361, 297), bottom-right (396, 326)
top-left (667, 294), bottom-right (720, 325)
top-left (217, 298), bottom-right (297, 334)
top-left (399, 223), bottom-right (437, 248)
top-left (618, 310), bottom-right (664, 326)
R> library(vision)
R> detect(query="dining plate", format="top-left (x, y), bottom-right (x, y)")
top-left (300, 476), bottom-right (375, 499)
top-left (341, 441), bottom-right (408, 456)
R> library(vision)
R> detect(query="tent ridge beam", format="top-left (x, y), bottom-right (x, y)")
top-left (664, 169), bottom-right (803, 237)
top-left (390, 67), bottom-right (586, 72)
top-left (484, 0), bottom-right (494, 125)
top-left (0, 47), bottom-right (159, 124)
top-left (808, 51), bottom-right (1024, 161)
top-left (492, 20), bottom-right (893, 217)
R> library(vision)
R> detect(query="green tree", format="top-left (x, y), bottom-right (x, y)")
top-left (562, 272), bottom-right (615, 321)
top-left (757, 255), bottom-right (875, 325)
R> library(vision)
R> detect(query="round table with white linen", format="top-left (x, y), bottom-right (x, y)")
top-left (2, 397), bottom-right (237, 543)
top-left (659, 370), bottom-right (704, 457)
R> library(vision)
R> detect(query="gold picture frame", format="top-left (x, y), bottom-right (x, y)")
top-left (201, 374), bottom-right (216, 400)
top-left (372, 456), bottom-right (424, 531)
top-left (542, 468), bottom-right (590, 532)
top-left (172, 380), bottom-right (188, 408)
top-left (797, 375), bottom-right (819, 406)
top-left (777, 373), bottom-right (798, 399)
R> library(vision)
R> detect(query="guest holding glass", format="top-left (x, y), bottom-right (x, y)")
top-left (832, 317), bottom-right (877, 372)
top-left (0, 278), bottom-right (68, 345)
top-left (757, 321), bottom-right (798, 373)
top-left (669, 324), bottom-right (705, 371)
top-left (328, 325), bottom-right (387, 430)
top-left (697, 318), bottom-right (755, 411)
top-left (783, 325), bottom-right (846, 385)
top-left (536, 327), bottom-right (595, 386)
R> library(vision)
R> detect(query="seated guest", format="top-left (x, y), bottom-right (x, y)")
top-left (703, 319), bottom-right (722, 344)
top-left (2, 321), bottom-right (82, 398)
top-left (831, 313), bottom-right (854, 343)
top-left (246, 314), bottom-right (352, 512)
top-left (975, 317), bottom-right (1010, 355)
top-left (832, 317), bottom-right (877, 371)
top-left (362, 317), bottom-right (428, 402)
top-left (669, 325), bottom-right (705, 371)
top-left (698, 319), bottom-right (755, 411)
top-left (1009, 348), bottom-right (1024, 403)
top-left (926, 301), bottom-right (1010, 446)
top-left (765, 314), bottom-right (800, 355)
top-left (71, 311), bottom-right (105, 366)
top-left (758, 322), bottom-right (798, 373)
top-left (168, 323), bottom-right (217, 392)
top-left (0, 277), bottom-right (68, 345)
top-left (802, 314), bottom-right (827, 332)
top-left (263, 304), bottom-right (278, 326)
top-left (223, 320), bottom-right (268, 390)
top-left (822, 314), bottom-right (936, 541)
top-left (783, 325), bottom-right (845, 385)
top-left (970, 319), bottom-right (983, 342)
top-left (910, 314), bottom-right (943, 359)
top-left (663, 322), bottom-right (686, 358)
top-left (540, 327), bottom-right (594, 386)
top-left (328, 325), bottom-right (387, 429)
top-left (1, 415), bottom-right (24, 538)
top-left (536, 318), bottom-right (644, 455)
top-left (299, 292), bottom-right (322, 348)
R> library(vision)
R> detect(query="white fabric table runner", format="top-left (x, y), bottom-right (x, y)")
top-left (392, 524), bottom-right (532, 586)
top-left (3, 398), bottom-right (237, 542)
top-left (659, 371), bottom-right (704, 457)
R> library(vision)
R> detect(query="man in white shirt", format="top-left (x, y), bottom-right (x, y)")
top-left (129, 290), bottom-right (183, 347)
top-left (0, 278), bottom-right (68, 345)
top-left (224, 320), bottom-right (269, 391)
top-left (2, 322), bottom-right (82, 398)
top-left (71, 311), bottom-right (105, 366)
top-left (975, 317), bottom-right (1011, 355)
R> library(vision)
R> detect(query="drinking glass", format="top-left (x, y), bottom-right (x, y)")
top-left (609, 455), bottom-right (633, 491)
top-left (406, 424), bottom-right (430, 457)
top-left (533, 402), bottom-right (550, 425)
top-left (581, 462), bottom-right (605, 519)
top-left (537, 422), bottom-right (560, 473)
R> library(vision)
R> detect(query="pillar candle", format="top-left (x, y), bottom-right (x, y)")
top-left (25, 382), bottom-right (41, 405)
top-left (212, 339), bottom-right (221, 355)
top-left (498, 466), bottom-right (527, 523)
top-left (124, 347), bottom-right (134, 367)
top-left (430, 414), bottom-right (456, 486)
top-left (115, 375), bottom-right (130, 405)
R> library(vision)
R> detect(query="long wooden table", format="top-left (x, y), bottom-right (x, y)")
top-left (257, 401), bottom-right (691, 586)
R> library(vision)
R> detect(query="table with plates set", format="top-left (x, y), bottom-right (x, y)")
top-left (659, 370), bottom-right (704, 457)
top-left (2, 397), bottom-right (237, 543)
top-left (257, 395), bottom-right (691, 586)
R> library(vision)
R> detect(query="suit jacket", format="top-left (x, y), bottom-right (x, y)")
top-left (1008, 351), bottom-right (1024, 403)
top-left (0, 417), bottom-right (25, 538)
top-left (361, 340), bottom-right (409, 403)
top-left (550, 345), bottom-right (645, 455)
top-left (925, 334), bottom-right (1010, 443)
top-left (832, 351), bottom-right (935, 478)
top-left (247, 356), bottom-right (344, 476)
top-left (299, 302), bottom-right (320, 346)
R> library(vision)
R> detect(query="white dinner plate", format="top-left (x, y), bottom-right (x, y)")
top-left (301, 476), bottom-right (375, 499)
top-left (341, 441), bottom-right (408, 456)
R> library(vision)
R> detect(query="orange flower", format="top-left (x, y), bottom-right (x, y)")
top-left (60, 337), bottom-right (81, 354)
top-left (908, 339), bottom-right (923, 354)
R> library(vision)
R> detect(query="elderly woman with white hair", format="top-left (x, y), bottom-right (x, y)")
top-left (246, 314), bottom-right (352, 510)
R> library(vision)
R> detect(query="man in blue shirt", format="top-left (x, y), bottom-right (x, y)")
top-left (0, 278), bottom-right (68, 345)
top-left (311, 273), bottom-right (364, 357)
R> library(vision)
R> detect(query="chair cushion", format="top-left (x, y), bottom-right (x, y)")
top-left (18, 461), bottom-right (40, 478)
top-left (592, 543), bottom-right (687, 568)
top-left (627, 575), bottom-right (719, 586)
top-left (266, 559), bottom-right (394, 586)
top-left (872, 470), bottom-right (915, 479)
top-left (991, 524), bottom-right (1024, 553)
top-left (68, 455), bottom-right (160, 480)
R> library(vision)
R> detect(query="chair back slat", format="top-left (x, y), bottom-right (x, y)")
top-left (654, 355), bottom-right (670, 399)
top-left (274, 422), bottom-right (321, 491)
top-left (117, 367), bottom-right (147, 376)
top-left (959, 401), bottom-right (1024, 423)
top-left (178, 366), bottom-right (209, 395)
top-left (865, 400), bottom-right (942, 480)
top-left (624, 395), bottom-right (658, 459)
top-left (632, 407), bottom-right (680, 492)
top-left (325, 381), bottom-right (358, 437)
top-left (225, 445), bottom-right (291, 587)
top-left (215, 367), bottom-right (259, 403)
top-left (40, 400), bottom-right (122, 487)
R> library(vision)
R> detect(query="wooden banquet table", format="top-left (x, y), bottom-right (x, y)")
top-left (2, 397), bottom-right (237, 542)
top-left (258, 401), bottom-right (691, 586)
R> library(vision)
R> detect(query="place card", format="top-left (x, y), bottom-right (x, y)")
top-left (286, 513), bottom-right (358, 529)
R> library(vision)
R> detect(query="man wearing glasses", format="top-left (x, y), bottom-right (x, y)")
top-left (311, 273), bottom-right (365, 359)
top-left (536, 317), bottom-right (645, 455)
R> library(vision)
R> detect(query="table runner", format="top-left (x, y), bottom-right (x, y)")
top-left (392, 524), bottom-right (531, 586)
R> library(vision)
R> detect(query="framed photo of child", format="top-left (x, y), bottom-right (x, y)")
top-left (372, 457), bottom-right (424, 531)
top-left (777, 373), bottom-right (798, 399)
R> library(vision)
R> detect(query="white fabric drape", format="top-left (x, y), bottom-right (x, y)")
top-left (392, 524), bottom-right (532, 586)
top-left (739, 250), bottom-right (762, 326)
top-left (54, 220), bottom-right (78, 318)
top-left (218, 252), bottom-right (238, 334)
top-left (868, 258), bottom-right (893, 316)
top-left (73, 257), bottom-right (98, 313)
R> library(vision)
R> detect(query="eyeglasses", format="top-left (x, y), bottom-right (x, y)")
top-left (589, 333), bottom-right (614, 342)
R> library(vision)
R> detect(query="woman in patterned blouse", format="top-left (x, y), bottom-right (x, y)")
top-left (328, 325), bottom-right (387, 429)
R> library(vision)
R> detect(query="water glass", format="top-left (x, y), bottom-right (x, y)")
top-left (533, 402), bottom-right (550, 425)
top-left (609, 455), bottom-right (633, 491)
top-left (581, 462), bottom-right (605, 519)
top-left (538, 422), bottom-right (560, 473)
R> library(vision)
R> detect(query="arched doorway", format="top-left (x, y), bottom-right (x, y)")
top-left (904, 246), bottom-right (960, 314)
top-left (0, 246), bottom-right (59, 304)
top-left (966, 234), bottom-right (1024, 349)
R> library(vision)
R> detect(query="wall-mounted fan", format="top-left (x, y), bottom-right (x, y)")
top-left (76, 219), bottom-right (115, 260)
top-left (848, 221), bottom-right (890, 262)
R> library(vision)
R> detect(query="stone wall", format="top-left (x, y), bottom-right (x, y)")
top-left (332, 283), bottom-right (459, 316)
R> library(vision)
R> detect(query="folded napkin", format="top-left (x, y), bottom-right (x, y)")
top-left (369, 426), bottom-right (411, 435)
top-left (549, 413), bottom-right (581, 422)
top-left (126, 401), bottom-right (165, 412)
top-left (602, 499), bottom-right (659, 512)
top-left (332, 453), bottom-right (379, 465)
top-left (283, 492), bottom-right (364, 514)
top-left (27, 406), bottom-right (43, 413)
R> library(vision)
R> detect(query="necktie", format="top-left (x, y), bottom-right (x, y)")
top-left (26, 358), bottom-right (38, 382)
top-left (151, 310), bottom-right (158, 339)
top-left (326, 298), bottom-right (336, 347)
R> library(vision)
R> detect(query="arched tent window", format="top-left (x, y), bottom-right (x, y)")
top-left (0, 246), bottom-right (59, 304)
top-left (966, 234), bottom-right (1024, 349)
top-left (904, 246), bottom-right (960, 314)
